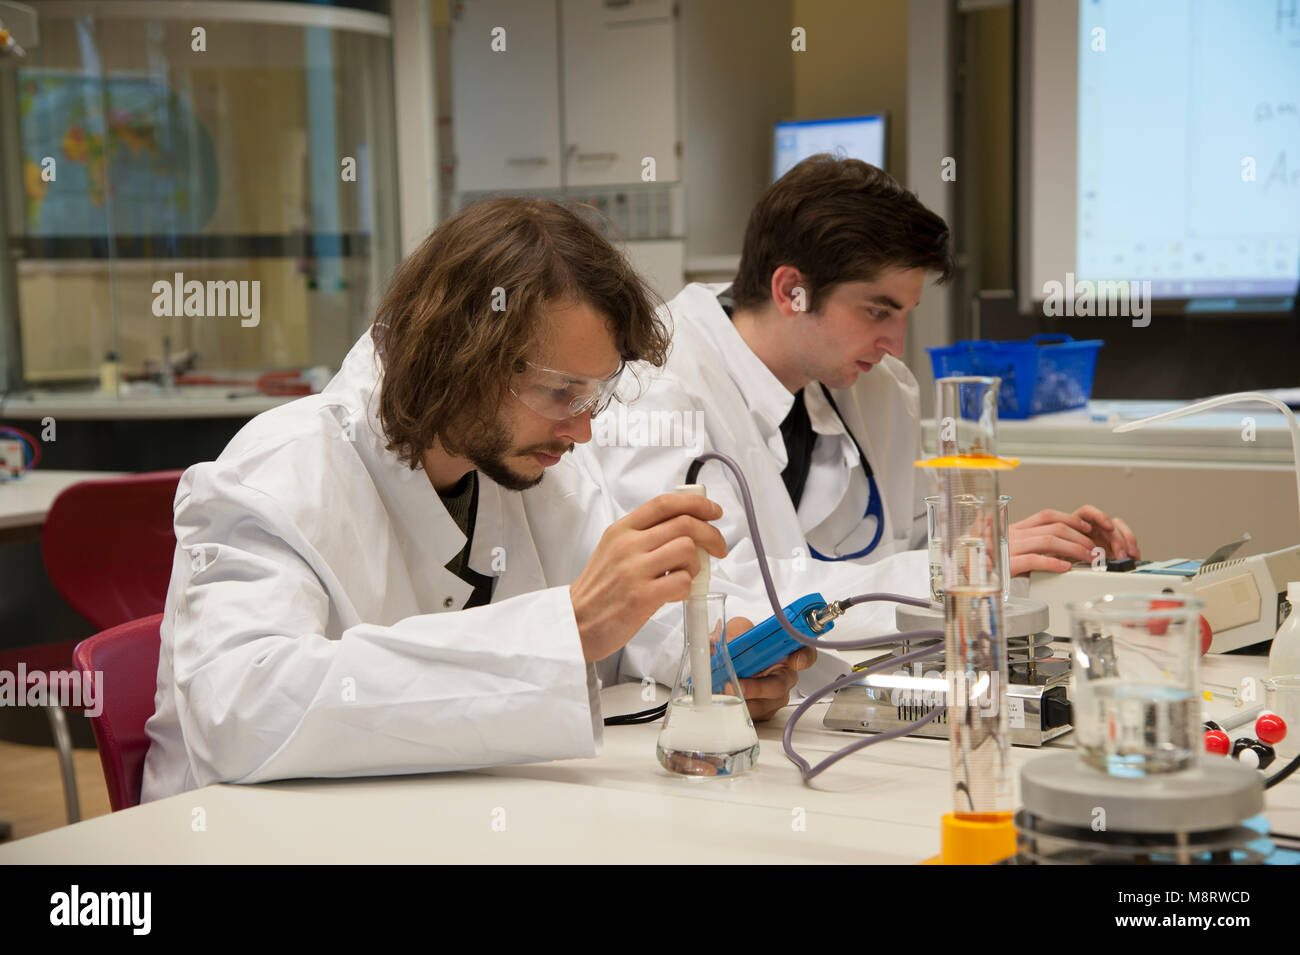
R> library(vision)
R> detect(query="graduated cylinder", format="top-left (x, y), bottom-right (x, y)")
top-left (931, 376), bottom-right (1014, 819)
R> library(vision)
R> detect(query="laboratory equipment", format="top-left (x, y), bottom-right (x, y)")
top-left (1028, 389), bottom-right (1300, 653)
top-left (1015, 590), bottom-right (1285, 863)
top-left (677, 482), bottom-right (712, 708)
top-left (605, 592), bottom-right (837, 728)
top-left (907, 375), bottom-right (1019, 863)
top-left (1269, 582), bottom-right (1300, 677)
top-left (676, 449), bottom-right (947, 781)
top-left (1068, 593), bottom-right (1204, 777)
top-left (824, 597), bottom-right (1072, 746)
top-left (646, 391), bottom-right (1294, 864)
top-left (1265, 677), bottom-right (1300, 762)
top-left (1029, 542), bottom-right (1300, 652)
top-left (655, 592), bottom-right (759, 777)
top-left (1016, 752), bottom-right (1266, 864)
top-left (1202, 701), bottom-right (1300, 790)
top-left (723, 593), bottom-right (835, 681)
top-left (925, 494), bottom-right (1010, 602)
top-left (1230, 737), bottom-right (1276, 769)
top-left (654, 481), bottom-right (760, 777)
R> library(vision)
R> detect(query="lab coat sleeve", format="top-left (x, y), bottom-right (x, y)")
top-left (588, 376), bottom-right (931, 688)
top-left (167, 470), bottom-right (599, 787)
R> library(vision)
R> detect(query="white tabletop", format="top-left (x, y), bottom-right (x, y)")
top-left (0, 388), bottom-right (289, 420)
top-left (922, 399), bottom-right (1298, 466)
top-left (3, 655), bottom-right (1296, 864)
top-left (0, 470), bottom-right (129, 531)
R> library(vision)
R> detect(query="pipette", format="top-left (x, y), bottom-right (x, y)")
top-left (676, 483), bottom-right (712, 706)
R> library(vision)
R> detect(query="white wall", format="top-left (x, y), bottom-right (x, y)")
top-left (905, 0), bottom-right (954, 416)
top-left (392, 0), bottom-right (439, 255)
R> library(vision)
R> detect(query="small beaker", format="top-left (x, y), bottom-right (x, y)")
top-left (1068, 593), bottom-right (1204, 776)
top-left (656, 593), bottom-right (759, 777)
top-left (926, 495), bottom-right (1010, 602)
top-left (1264, 675), bottom-right (1300, 762)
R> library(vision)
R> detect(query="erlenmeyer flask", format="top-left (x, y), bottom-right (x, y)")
top-left (656, 593), bottom-right (759, 776)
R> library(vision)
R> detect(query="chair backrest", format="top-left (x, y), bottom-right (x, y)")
top-left (73, 614), bottom-right (164, 812)
top-left (42, 471), bottom-right (182, 631)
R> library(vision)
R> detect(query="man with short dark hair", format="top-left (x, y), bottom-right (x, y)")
top-left (583, 156), bottom-right (1140, 693)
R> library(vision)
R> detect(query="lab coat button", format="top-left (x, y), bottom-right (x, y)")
top-left (443, 596), bottom-right (454, 608)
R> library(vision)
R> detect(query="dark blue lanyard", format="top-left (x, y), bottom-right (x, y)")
top-left (808, 385), bottom-right (885, 561)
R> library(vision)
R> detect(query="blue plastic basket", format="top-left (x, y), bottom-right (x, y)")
top-left (926, 334), bottom-right (1104, 419)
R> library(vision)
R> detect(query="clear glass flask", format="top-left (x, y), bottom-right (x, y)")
top-left (656, 593), bottom-right (759, 777)
top-left (1068, 593), bottom-right (1204, 776)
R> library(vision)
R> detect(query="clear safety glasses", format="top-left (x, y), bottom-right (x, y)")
top-left (509, 359), bottom-right (626, 420)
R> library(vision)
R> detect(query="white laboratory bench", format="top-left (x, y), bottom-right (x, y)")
top-left (0, 387), bottom-right (292, 420)
top-left (924, 399), bottom-right (1300, 560)
top-left (0, 470), bottom-right (128, 541)
top-left (1, 652), bottom-right (1295, 864)
top-left (922, 398), bottom-right (1298, 466)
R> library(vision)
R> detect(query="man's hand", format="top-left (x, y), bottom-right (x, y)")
top-left (1008, 505), bottom-right (1141, 577)
top-left (1072, 504), bottom-right (1140, 562)
top-left (723, 613), bottom-right (818, 722)
top-left (569, 493), bottom-right (727, 662)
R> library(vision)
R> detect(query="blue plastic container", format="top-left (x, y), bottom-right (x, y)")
top-left (926, 333), bottom-right (1104, 419)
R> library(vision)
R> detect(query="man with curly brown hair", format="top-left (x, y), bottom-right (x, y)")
top-left (141, 198), bottom-right (763, 800)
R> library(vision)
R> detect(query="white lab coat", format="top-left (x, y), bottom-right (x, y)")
top-left (141, 330), bottom-right (615, 801)
top-left (580, 283), bottom-right (936, 691)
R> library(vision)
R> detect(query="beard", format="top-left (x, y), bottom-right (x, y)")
top-left (459, 421), bottom-right (573, 492)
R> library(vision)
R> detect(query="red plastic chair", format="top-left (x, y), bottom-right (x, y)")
top-left (13, 470), bottom-right (181, 823)
top-left (72, 614), bottom-right (164, 812)
top-left (41, 469), bottom-right (182, 631)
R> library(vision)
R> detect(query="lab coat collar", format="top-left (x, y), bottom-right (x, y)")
top-left (322, 330), bottom-right (477, 585)
top-left (676, 284), bottom-right (857, 469)
top-left (675, 283), bottom-right (797, 460)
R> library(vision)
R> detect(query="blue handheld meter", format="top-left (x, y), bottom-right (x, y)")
top-left (709, 593), bottom-right (832, 691)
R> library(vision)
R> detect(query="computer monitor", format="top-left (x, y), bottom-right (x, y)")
top-left (773, 114), bottom-right (888, 180)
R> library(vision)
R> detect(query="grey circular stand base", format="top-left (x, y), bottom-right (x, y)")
top-left (1016, 752), bottom-right (1267, 864)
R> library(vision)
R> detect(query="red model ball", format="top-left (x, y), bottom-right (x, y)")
top-left (1256, 713), bottom-right (1287, 745)
top-left (1147, 599), bottom-right (1179, 636)
top-left (1204, 729), bottom-right (1231, 755)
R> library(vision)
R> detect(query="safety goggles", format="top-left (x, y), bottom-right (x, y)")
top-left (509, 359), bottom-right (626, 420)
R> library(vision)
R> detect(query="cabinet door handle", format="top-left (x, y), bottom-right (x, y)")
top-left (574, 151), bottom-right (619, 162)
top-left (505, 156), bottom-right (550, 166)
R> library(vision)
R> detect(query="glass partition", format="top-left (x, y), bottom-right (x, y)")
top-left (0, 0), bottom-right (399, 397)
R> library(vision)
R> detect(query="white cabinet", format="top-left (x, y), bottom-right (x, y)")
top-left (450, 0), bottom-right (564, 191)
top-left (450, 0), bottom-right (677, 192)
top-left (560, 0), bottom-right (679, 187)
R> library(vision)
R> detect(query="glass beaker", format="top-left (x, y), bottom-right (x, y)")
top-left (656, 593), bottom-right (759, 777)
top-left (1264, 675), bottom-right (1300, 762)
top-left (1068, 593), bottom-right (1204, 776)
top-left (926, 494), bottom-right (1011, 602)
